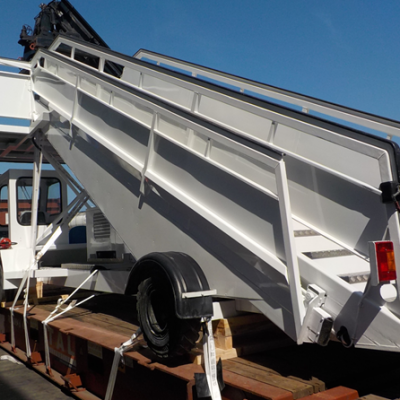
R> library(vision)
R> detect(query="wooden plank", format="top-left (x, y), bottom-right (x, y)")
top-left (191, 313), bottom-right (293, 364)
top-left (190, 346), bottom-right (238, 365)
top-left (191, 333), bottom-right (293, 364)
top-left (34, 304), bottom-right (138, 337)
top-left (1, 291), bottom-right (89, 308)
top-left (299, 387), bottom-right (358, 400)
top-left (69, 312), bottom-right (138, 337)
top-left (288, 376), bottom-right (326, 393)
top-left (36, 281), bottom-right (43, 298)
top-left (191, 335), bottom-right (293, 365)
top-left (222, 369), bottom-right (294, 400)
top-left (86, 312), bottom-right (138, 330)
top-left (223, 359), bottom-right (314, 399)
top-left (212, 315), bottom-right (273, 350)
top-left (232, 357), bottom-right (282, 376)
top-left (213, 314), bottom-right (273, 338)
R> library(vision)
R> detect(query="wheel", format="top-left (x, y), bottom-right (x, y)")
top-left (137, 276), bottom-right (200, 358)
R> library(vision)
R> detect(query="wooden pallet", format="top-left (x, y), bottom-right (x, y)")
top-left (190, 313), bottom-right (294, 364)
top-left (223, 358), bottom-right (314, 399)
top-left (2, 281), bottom-right (107, 307)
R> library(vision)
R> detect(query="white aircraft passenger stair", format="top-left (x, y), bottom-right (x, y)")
top-left (2, 35), bottom-right (400, 351)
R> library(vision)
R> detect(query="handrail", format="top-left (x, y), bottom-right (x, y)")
top-left (38, 42), bottom-right (398, 256)
top-left (46, 36), bottom-right (394, 190)
top-left (49, 37), bottom-right (398, 145)
top-left (0, 57), bottom-right (31, 72)
top-left (134, 49), bottom-right (400, 140)
top-left (37, 48), bottom-right (284, 162)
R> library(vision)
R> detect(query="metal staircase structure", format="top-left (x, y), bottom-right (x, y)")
top-left (2, 35), bottom-right (400, 351)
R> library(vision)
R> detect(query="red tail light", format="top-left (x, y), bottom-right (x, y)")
top-left (375, 241), bottom-right (397, 282)
top-left (0, 238), bottom-right (11, 249)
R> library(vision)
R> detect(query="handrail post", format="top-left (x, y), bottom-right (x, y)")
top-left (275, 159), bottom-right (305, 342)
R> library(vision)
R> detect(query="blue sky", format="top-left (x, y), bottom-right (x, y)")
top-left (0, 1), bottom-right (399, 122)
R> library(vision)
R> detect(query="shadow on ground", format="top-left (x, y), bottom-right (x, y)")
top-left (0, 349), bottom-right (72, 400)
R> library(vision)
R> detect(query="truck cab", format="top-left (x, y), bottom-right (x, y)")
top-left (0, 169), bottom-right (87, 287)
top-left (0, 166), bottom-right (132, 298)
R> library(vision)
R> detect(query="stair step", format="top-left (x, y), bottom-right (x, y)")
top-left (339, 273), bottom-right (369, 284)
top-left (294, 229), bottom-right (319, 237)
top-left (303, 249), bottom-right (353, 260)
top-left (295, 235), bottom-right (346, 253)
top-left (305, 254), bottom-right (369, 277)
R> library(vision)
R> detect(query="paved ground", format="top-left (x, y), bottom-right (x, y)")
top-left (0, 349), bottom-right (72, 400)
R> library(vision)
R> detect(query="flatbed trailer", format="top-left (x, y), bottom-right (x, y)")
top-left (1, 288), bottom-right (397, 400)
top-left (3, 1), bottom-right (400, 399)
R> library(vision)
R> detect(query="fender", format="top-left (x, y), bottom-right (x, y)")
top-left (125, 252), bottom-right (213, 319)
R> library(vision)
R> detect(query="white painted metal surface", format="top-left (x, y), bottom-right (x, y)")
top-left (30, 47), bottom-right (304, 340)
top-left (0, 57), bottom-right (32, 121)
top-left (45, 37), bottom-right (397, 261)
top-left (1, 37), bottom-right (400, 352)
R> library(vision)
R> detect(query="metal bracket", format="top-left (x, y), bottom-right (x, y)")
top-left (298, 284), bottom-right (333, 346)
top-left (61, 373), bottom-right (85, 392)
top-left (379, 181), bottom-right (400, 203)
top-left (28, 351), bottom-right (43, 366)
top-left (182, 289), bottom-right (217, 299)
top-left (304, 284), bottom-right (327, 308)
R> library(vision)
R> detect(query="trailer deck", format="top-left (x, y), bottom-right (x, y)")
top-left (1, 290), bottom-right (399, 400)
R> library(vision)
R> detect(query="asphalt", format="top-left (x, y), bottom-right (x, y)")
top-left (0, 349), bottom-right (72, 400)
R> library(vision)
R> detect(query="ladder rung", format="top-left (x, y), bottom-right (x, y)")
top-left (294, 229), bottom-right (319, 237)
top-left (303, 249), bottom-right (353, 259)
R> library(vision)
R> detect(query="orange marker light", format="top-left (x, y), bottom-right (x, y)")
top-left (375, 241), bottom-right (397, 282)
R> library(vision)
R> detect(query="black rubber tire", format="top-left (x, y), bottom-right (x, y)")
top-left (137, 277), bottom-right (200, 358)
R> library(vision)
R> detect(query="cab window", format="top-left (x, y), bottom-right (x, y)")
top-left (17, 177), bottom-right (62, 226)
top-left (0, 186), bottom-right (8, 226)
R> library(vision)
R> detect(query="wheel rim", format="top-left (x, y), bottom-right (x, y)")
top-left (147, 286), bottom-right (169, 335)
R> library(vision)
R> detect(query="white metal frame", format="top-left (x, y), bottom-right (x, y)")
top-left (1, 36), bottom-right (400, 351)
top-left (8, 137), bottom-right (92, 356)
top-left (47, 39), bottom-right (398, 178)
top-left (31, 46), bottom-right (308, 339)
top-left (42, 38), bottom-right (398, 263)
top-left (29, 40), bottom-right (400, 341)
